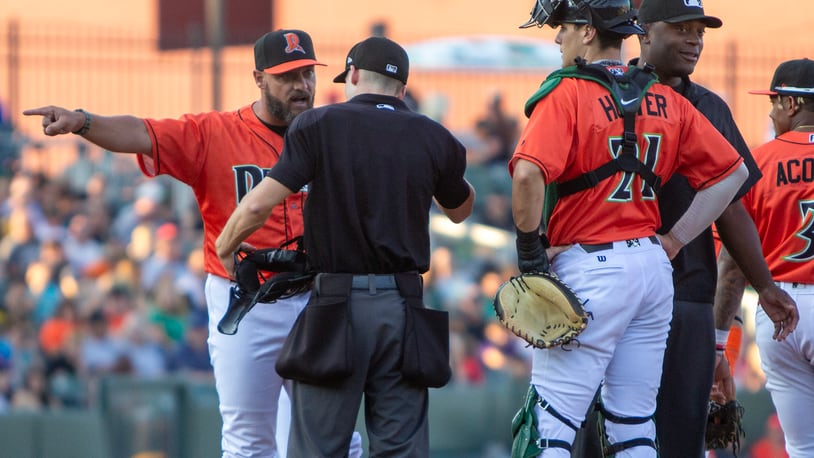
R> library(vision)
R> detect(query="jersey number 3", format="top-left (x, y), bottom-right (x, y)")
top-left (785, 200), bottom-right (814, 262)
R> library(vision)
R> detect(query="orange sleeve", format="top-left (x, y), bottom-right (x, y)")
top-left (724, 324), bottom-right (743, 376)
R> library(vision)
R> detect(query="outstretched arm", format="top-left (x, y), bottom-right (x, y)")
top-left (216, 176), bottom-right (295, 275)
top-left (715, 201), bottom-right (798, 340)
top-left (23, 106), bottom-right (153, 156)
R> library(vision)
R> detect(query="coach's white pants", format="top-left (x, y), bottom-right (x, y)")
top-left (531, 239), bottom-right (673, 457)
top-left (206, 274), bottom-right (307, 458)
top-left (756, 281), bottom-right (814, 458)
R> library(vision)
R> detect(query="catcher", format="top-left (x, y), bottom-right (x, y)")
top-left (506, 0), bottom-right (748, 456)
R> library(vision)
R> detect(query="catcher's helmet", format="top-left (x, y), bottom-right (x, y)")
top-left (519, 0), bottom-right (644, 36)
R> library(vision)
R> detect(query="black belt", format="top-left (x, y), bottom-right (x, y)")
top-left (581, 235), bottom-right (660, 254)
top-left (351, 274), bottom-right (399, 291)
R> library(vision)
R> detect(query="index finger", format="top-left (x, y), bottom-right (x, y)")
top-left (22, 106), bottom-right (52, 116)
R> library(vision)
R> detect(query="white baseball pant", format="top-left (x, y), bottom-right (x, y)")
top-left (756, 281), bottom-right (814, 458)
top-left (531, 238), bottom-right (674, 457)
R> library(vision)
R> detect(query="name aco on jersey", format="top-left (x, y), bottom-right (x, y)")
top-left (597, 92), bottom-right (668, 122)
top-left (776, 158), bottom-right (814, 186)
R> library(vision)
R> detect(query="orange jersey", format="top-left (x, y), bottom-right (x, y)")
top-left (741, 130), bottom-right (814, 282)
top-left (511, 72), bottom-right (744, 246)
top-left (139, 104), bottom-right (306, 279)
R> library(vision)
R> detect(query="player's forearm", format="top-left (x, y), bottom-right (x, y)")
top-left (713, 247), bottom-right (748, 330)
top-left (668, 162), bottom-right (748, 245)
top-left (23, 106), bottom-right (153, 154)
top-left (78, 113), bottom-right (154, 155)
top-left (715, 200), bottom-right (774, 292)
top-left (511, 159), bottom-right (546, 232)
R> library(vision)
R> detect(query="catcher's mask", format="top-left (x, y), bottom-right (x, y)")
top-left (519, 0), bottom-right (644, 37)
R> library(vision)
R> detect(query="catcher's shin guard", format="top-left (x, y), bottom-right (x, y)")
top-left (511, 385), bottom-right (578, 457)
top-left (594, 401), bottom-right (657, 457)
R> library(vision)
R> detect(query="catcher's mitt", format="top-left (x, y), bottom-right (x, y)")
top-left (705, 400), bottom-right (745, 454)
top-left (493, 273), bottom-right (588, 349)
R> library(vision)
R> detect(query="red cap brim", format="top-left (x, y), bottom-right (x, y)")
top-left (263, 59), bottom-right (327, 75)
top-left (748, 89), bottom-right (778, 95)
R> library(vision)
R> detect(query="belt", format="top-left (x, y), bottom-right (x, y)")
top-left (776, 281), bottom-right (811, 289)
top-left (581, 235), bottom-right (660, 254)
top-left (351, 274), bottom-right (399, 291)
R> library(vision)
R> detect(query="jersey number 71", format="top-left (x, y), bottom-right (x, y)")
top-left (606, 133), bottom-right (662, 203)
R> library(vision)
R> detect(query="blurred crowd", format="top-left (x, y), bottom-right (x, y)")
top-left (0, 126), bottom-right (216, 412)
top-left (0, 95), bottom-right (783, 455)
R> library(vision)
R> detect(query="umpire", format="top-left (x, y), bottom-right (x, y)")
top-left (216, 36), bottom-right (475, 457)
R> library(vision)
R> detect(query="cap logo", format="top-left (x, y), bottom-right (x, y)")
top-left (684, 0), bottom-right (703, 7)
top-left (283, 32), bottom-right (306, 54)
top-left (385, 64), bottom-right (398, 74)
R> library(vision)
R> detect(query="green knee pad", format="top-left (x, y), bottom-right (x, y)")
top-left (511, 385), bottom-right (544, 458)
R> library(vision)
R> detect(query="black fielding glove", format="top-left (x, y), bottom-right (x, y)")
top-left (516, 227), bottom-right (550, 274)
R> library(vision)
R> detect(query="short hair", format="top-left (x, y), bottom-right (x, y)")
top-left (595, 29), bottom-right (625, 49)
top-left (358, 69), bottom-right (405, 96)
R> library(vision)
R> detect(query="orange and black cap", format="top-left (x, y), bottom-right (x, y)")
top-left (254, 29), bottom-right (326, 75)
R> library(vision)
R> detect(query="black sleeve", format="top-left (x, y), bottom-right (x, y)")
top-left (692, 89), bottom-right (761, 200)
top-left (433, 132), bottom-right (472, 210)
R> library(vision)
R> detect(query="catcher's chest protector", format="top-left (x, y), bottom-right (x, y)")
top-left (525, 61), bottom-right (661, 225)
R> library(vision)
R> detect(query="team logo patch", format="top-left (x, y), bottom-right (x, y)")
top-left (684, 0), bottom-right (703, 7)
top-left (606, 65), bottom-right (625, 77)
top-left (283, 32), bottom-right (306, 54)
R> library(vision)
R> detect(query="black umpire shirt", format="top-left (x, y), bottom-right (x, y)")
top-left (267, 93), bottom-right (471, 274)
top-left (654, 74), bottom-right (762, 303)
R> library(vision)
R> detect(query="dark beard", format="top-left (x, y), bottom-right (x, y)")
top-left (263, 90), bottom-right (312, 125)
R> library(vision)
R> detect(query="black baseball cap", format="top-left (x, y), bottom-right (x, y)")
top-left (254, 29), bottom-right (326, 75)
top-left (749, 58), bottom-right (814, 97)
top-left (638, 0), bottom-right (722, 28)
top-left (333, 36), bottom-right (409, 85)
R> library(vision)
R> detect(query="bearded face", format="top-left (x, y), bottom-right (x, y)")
top-left (262, 67), bottom-right (317, 124)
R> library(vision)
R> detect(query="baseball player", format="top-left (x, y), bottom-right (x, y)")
top-left (23, 29), bottom-right (361, 458)
top-left (510, 0), bottom-right (749, 456)
top-left (715, 58), bottom-right (814, 457)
